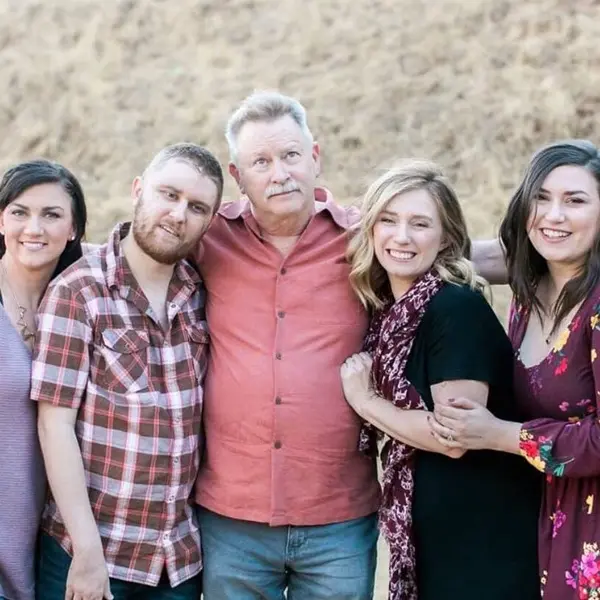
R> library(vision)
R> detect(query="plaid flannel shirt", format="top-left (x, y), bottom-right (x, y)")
top-left (31, 223), bottom-right (208, 586)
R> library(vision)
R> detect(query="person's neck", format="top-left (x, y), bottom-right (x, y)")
top-left (0, 253), bottom-right (55, 308)
top-left (121, 233), bottom-right (175, 287)
top-left (390, 276), bottom-right (415, 301)
top-left (253, 205), bottom-right (315, 239)
top-left (543, 261), bottom-right (581, 309)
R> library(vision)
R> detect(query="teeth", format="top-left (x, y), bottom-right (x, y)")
top-left (160, 225), bottom-right (178, 238)
top-left (388, 250), bottom-right (415, 260)
top-left (21, 242), bottom-right (45, 249)
top-left (542, 228), bottom-right (570, 239)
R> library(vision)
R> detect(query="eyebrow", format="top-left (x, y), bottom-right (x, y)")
top-left (11, 202), bottom-right (65, 211)
top-left (159, 185), bottom-right (212, 210)
top-left (380, 209), bottom-right (433, 220)
top-left (539, 188), bottom-right (591, 197)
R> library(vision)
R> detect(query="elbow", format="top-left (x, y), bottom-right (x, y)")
top-left (444, 447), bottom-right (467, 459)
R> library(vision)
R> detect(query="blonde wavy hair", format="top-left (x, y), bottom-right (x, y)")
top-left (348, 159), bottom-right (488, 310)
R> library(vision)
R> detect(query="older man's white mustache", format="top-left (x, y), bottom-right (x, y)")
top-left (266, 183), bottom-right (300, 198)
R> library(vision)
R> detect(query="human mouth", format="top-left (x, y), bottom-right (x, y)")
top-left (540, 228), bottom-right (571, 241)
top-left (387, 249), bottom-right (416, 260)
top-left (20, 241), bottom-right (47, 251)
top-left (158, 224), bottom-right (181, 239)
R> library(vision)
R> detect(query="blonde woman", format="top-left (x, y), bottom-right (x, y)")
top-left (340, 161), bottom-right (539, 600)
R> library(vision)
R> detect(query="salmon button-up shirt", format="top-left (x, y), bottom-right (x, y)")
top-left (31, 223), bottom-right (208, 587)
top-left (194, 188), bottom-right (381, 526)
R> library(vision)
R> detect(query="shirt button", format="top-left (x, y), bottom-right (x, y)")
top-left (274, 440), bottom-right (282, 449)
top-left (169, 302), bottom-right (177, 310)
top-left (275, 352), bottom-right (282, 360)
top-left (173, 457), bottom-right (180, 464)
top-left (280, 267), bottom-right (287, 275)
top-left (168, 495), bottom-right (175, 502)
top-left (275, 396), bottom-right (282, 405)
top-left (277, 310), bottom-right (285, 319)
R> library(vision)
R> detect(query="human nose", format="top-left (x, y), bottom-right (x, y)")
top-left (270, 159), bottom-right (290, 183)
top-left (169, 199), bottom-right (187, 223)
top-left (24, 215), bottom-right (43, 235)
top-left (392, 223), bottom-right (410, 244)
top-left (546, 198), bottom-right (565, 222)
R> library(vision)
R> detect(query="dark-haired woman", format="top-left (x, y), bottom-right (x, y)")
top-left (430, 139), bottom-right (600, 600)
top-left (0, 160), bottom-right (87, 600)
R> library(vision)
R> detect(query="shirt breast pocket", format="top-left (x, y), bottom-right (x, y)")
top-left (98, 328), bottom-right (151, 395)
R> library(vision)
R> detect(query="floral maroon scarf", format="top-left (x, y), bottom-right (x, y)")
top-left (361, 270), bottom-right (444, 600)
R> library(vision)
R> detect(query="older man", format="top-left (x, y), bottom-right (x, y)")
top-left (193, 92), bottom-right (380, 599)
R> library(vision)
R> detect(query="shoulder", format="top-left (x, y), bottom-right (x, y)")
top-left (427, 282), bottom-right (494, 320)
top-left (46, 247), bottom-right (108, 305)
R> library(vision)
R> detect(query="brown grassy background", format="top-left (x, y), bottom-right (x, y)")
top-left (2, 0), bottom-right (599, 595)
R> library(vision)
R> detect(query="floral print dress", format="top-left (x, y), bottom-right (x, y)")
top-left (510, 284), bottom-right (600, 600)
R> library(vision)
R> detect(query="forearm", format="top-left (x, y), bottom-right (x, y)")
top-left (359, 393), bottom-right (464, 457)
top-left (38, 416), bottom-right (102, 553)
top-left (471, 238), bottom-right (507, 285)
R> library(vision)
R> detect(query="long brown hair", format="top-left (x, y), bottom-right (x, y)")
top-left (499, 139), bottom-right (600, 331)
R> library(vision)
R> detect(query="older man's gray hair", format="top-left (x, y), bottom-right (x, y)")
top-left (225, 91), bottom-right (314, 163)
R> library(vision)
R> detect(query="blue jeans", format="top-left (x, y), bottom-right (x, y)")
top-left (36, 533), bottom-right (201, 600)
top-left (197, 508), bottom-right (378, 600)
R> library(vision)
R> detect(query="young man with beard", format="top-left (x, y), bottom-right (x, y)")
top-left (32, 143), bottom-right (223, 600)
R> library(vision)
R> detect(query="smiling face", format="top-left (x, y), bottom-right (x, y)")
top-left (0, 182), bottom-right (75, 273)
top-left (131, 158), bottom-right (219, 265)
top-left (372, 188), bottom-right (444, 299)
top-left (527, 165), bottom-right (600, 272)
top-left (228, 115), bottom-right (321, 224)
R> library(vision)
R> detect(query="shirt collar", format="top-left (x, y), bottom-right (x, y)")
top-left (217, 187), bottom-right (356, 231)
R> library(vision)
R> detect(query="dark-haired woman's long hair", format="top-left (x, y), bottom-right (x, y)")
top-left (0, 159), bottom-right (87, 279)
top-left (500, 139), bottom-right (600, 334)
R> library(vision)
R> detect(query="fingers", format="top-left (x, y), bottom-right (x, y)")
top-left (434, 404), bottom-right (469, 423)
top-left (448, 397), bottom-right (480, 410)
top-left (428, 415), bottom-right (455, 440)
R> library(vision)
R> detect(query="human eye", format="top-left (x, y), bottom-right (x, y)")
top-left (413, 220), bottom-right (429, 228)
top-left (162, 189), bottom-right (178, 200)
top-left (567, 196), bottom-right (585, 204)
top-left (286, 150), bottom-right (301, 159)
top-left (378, 215), bottom-right (394, 224)
top-left (190, 203), bottom-right (208, 215)
top-left (10, 207), bottom-right (26, 217)
top-left (44, 211), bottom-right (62, 220)
top-left (253, 157), bottom-right (268, 167)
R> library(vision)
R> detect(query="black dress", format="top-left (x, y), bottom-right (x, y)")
top-left (404, 284), bottom-right (540, 599)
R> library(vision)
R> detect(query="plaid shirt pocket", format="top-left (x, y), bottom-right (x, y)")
top-left (98, 328), bottom-right (151, 394)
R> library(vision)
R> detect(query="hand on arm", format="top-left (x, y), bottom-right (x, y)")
top-left (340, 353), bottom-right (467, 457)
top-left (429, 397), bottom-right (522, 454)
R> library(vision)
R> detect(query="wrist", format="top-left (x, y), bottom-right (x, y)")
top-left (490, 419), bottom-right (521, 453)
top-left (71, 531), bottom-right (104, 557)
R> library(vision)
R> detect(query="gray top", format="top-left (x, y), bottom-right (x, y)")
top-left (0, 302), bottom-right (45, 600)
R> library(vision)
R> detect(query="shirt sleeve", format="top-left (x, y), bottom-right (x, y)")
top-left (518, 308), bottom-right (600, 478)
top-left (425, 286), bottom-right (507, 386)
top-left (30, 282), bottom-right (92, 409)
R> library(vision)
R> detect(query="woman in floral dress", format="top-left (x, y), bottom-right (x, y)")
top-left (431, 139), bottom-right (600, 600)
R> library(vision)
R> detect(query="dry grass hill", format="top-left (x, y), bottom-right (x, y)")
top-left (1, 0), bottom-right (598, 596)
